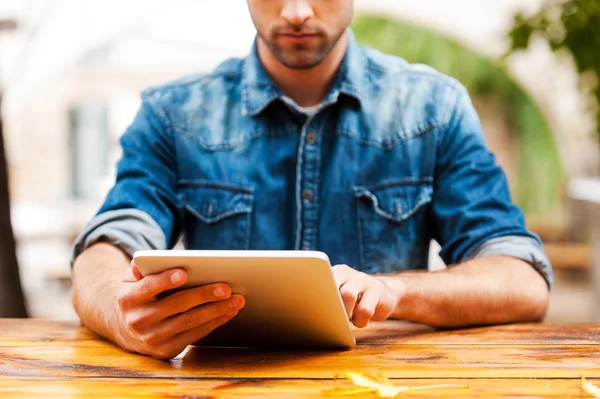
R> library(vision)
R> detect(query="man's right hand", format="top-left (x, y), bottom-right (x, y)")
top-left (114, 261), bottom-right (245, 359)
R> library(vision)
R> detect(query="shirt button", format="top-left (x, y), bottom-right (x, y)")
top-left (302, 189), bottom-right (313, 201)
top-left (306, 132), bottom-right (316, 144)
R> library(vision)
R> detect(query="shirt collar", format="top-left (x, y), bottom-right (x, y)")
top-left (241, 29), bottom-right (367, 117)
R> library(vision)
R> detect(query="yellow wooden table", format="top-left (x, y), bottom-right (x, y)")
top-left (0, 319), bottom-right (599, 398)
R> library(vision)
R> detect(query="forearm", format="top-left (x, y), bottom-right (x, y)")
top-left (378, 256), bottom-right (549, 327)
top-left (72, 243), bottom-right (131, 344)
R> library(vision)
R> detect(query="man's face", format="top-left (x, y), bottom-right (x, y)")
top-left (247, 0), bottom-right (353, 69)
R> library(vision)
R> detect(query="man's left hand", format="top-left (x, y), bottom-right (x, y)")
top-left (332, 264), bottom-right (403, 328)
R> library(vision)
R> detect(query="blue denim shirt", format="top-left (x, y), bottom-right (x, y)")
top-left (73, 32), bottom-right (552, 285)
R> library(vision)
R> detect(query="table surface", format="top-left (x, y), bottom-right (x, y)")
top-left (0, 319), bottom-right (599, 398)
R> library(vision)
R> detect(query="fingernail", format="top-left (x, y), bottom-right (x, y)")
top-left (229, 297), bottom-right (243, 309)
top-left (213, 286), bottom-right (226, 298)
top-left (170, 271), bottom-right (183, 285)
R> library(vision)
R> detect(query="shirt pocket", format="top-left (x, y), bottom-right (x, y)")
top-left (178, 180), bottom-right (254, 250)
top-left (353, 180), bottom-right (433, 273)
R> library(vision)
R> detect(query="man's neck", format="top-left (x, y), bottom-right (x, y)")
top-left (256, 32), bottom-right (348, 107)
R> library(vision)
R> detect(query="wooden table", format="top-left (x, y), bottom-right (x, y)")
top-left (0, 319), bottom-right (599, 398)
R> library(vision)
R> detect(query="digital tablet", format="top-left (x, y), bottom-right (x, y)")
top-left (132, 250), bottom-right (356, 349)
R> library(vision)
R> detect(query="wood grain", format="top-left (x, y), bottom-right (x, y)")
top-left (354, 321), bottom-right (600, 345)
top-left (0, 320), bottom-right (100, 347)
top-left (1, 320), bottom-right (600, 398)
top-left (1, 342), bottom-right (599, 379)
top-left (0, 377), bottom-right (596, 399)
top-left (2, 320), bottom-right (600, 346)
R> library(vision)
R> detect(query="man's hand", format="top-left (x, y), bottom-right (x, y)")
top-left (114, 261), bottom-right (245, 359)
top-left (332, 264), bottom-right (403, 328)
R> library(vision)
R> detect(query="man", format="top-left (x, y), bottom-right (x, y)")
top-left (72, 0), bottom-right (552, 360)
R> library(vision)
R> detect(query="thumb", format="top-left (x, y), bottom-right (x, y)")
top-left (123, 260), bottom-right (143, 282)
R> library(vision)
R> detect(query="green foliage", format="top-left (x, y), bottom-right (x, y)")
top-left (351, 15), bottom-right (565, 217)
top-left (507, 0), bottom-right (600, 137)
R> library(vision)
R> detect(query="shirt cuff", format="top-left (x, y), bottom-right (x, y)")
top-left (468, 235), bottom-right (554, 289)
top-left (71, 209), bottom-right (167, 266)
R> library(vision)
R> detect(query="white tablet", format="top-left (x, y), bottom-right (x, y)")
top-left (132, 250), bottom-right (356, 349)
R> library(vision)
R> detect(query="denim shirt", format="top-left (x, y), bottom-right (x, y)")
top-left (73, 32), bottom-right (552, 285)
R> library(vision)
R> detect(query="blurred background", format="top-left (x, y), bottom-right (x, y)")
top-left (0, 0), bottom-right (598, 321)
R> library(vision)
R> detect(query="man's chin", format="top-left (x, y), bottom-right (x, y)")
top-left (276, 53), bottom-right (326, 70)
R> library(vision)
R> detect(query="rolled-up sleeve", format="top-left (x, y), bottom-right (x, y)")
top-left (71, 209), bottom-right (167, 264)
top-left (468, 235), bottom-right (553, 289)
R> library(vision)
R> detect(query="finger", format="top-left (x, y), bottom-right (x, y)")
top-left (372, 287), bottom-right (398, 322)
top-left (352, 289), bottom-right (379, 328)
top-left (152, 294), bottom-right (245, 340)
top-left (150, 310), bottom-right (240, 359)
top-left (338, 275), bottom-right (367, 319)
top-left (331, 264), bottom-right (356, 289)
top-left (169, 310), bottom-right (239, 351)
top-left (131, 268), bottom-right (187, 304)
top-left (130, 261), bottom-right (143, 281)
top-left (123, 261), bottom-right (144, 283)
top-left (144, 283), bottom-right (233, 324)
top-left (122, 267), bottom-right (138, 283)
